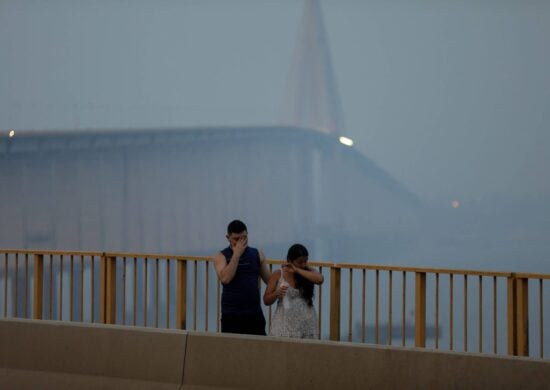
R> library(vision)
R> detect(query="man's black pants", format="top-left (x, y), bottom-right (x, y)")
top-left (221, 312), bottom-right (266, 336)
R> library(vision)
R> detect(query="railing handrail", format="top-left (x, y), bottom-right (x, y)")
top-left (2, 248), bottom-right (548, 279)
top-left (1, 248), bottom-right (548, 359)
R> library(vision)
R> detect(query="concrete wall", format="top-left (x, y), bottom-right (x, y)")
top-left (0, 319), bottom-right (186, 390)
top-left (1, 319), bottom-right (548, 390)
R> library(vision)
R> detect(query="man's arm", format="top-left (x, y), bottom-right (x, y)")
top-left (258, 250), bottom-right (271, 284)
top-left (213, 251), bottom-right (240, 285)
top-left (214, 236), bottom-right (247, 284)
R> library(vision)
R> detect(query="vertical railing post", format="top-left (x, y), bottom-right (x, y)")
top-left (105, 255), bottom-right (117, 324)
top-left (415, 272), bottom-right (426, 347)
top-left (33, 254), bottom-right (44, 319)
top-left (176, 259), bottom-right (187, 329)
top-left (516, 278), bottom-right (529, 356)
top-left (507, 275), bottom-right (517, 355)
top-left (100, 255), bottom-right (106, 323)
top-left (100, 254), bottom-right (117, 324)
top-left (506, 274), bottom-right (518, 355)
top-left (507, 275), bottom-right (530, 356)
top-left (329, 265), bottom-right (341, 341)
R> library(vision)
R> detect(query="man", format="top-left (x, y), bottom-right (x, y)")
top-left (213, 219), bottom-right (271, 335)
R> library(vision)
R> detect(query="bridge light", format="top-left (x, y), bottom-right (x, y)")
top-left (339, 136), bottom-right (353, 147)
top-left (8, 130), bottom-right (16, 138)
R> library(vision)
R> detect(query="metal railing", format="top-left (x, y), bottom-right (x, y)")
top-left (1, 249), bottom-right (548, 359)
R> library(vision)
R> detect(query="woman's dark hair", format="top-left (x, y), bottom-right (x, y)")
top-left (287, 243), bottom-right (314, 306)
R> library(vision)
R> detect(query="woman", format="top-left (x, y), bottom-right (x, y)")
top-left (263, 243), bottom-right (324, 338)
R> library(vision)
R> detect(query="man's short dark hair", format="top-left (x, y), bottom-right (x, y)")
top-left (227, 220), bottom-right (247, 235)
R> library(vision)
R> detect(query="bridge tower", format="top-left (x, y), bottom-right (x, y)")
top-left (280, 0), bottom-right (346, 136)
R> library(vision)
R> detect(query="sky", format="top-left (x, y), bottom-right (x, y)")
top-left (1, 0), bottom-right (549, 204)
top-left (1, 3), bottom-right (549, 349)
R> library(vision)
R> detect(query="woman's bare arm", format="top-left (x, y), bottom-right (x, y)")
top-left (263, 270), bottom-right (287, 306)
top-left (289, 264), bottom-right (324, 284)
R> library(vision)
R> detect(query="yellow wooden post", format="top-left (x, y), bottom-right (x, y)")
top-left (33, 254), bottom-right (44, 319)
top-left (507, 276), bottom-right (517, 355)
top-left (415, 272), bottom-right (426, 347)
top-left (99, 254), bottom-right (116, 324)
top-left (105, 256), bottom-right (117, 324)
top-left (100, 256), bottom-right (105, 323)
top-left (176, 260), bottom-right (187, 329)
top-left (516, 278), bottom-right (529, 356)
top-left (330, 266), bottom-right (341, 341)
